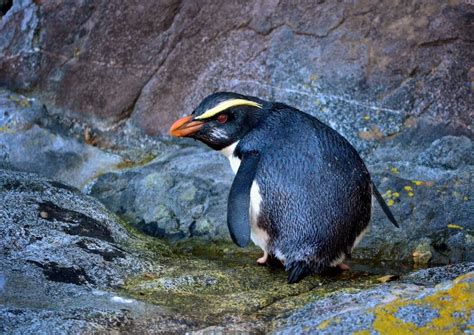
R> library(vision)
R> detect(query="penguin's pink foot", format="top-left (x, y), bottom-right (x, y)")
top-left (337, 263), bottom-right (350, 271)
top-left (257, 251), bottom-right (268, 265)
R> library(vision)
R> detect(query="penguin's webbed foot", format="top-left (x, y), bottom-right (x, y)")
top-left (337, 263), bottom-right (350, 271)
top-left (257, 253), bottom-right (285, 269)
top-left (256, 251), bottom-right (268, 265)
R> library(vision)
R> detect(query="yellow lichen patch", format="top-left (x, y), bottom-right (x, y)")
top-left (412, 180), bottom-right (424, 186)
top-left (383, 190), bottom-right (392, 198)
top-left (392, 192), bottom-right (400, 198)
top-left (387, 199), bottom-right (395, 206)
top-left (403, 186), bottom-right (413, 192)
top-left (390, 167), bottom-right (399, 174)
top-left (353, 330), bottom-right (371, 335)
top-left (372, 273), bottom-right (474, 335)
top-left (463, 196), bottom-right (469, 201)
top-left (407, 192), bottom-right (414, 197)
top-left (8, 94), bottom-right (32, 108)
top-left (115, 154), bottom-right (156, 170)
top-left (447, 224), bottom-right (463, 230)
top-left (317, 319), bottom-right (332, 330)
top-left (363, 115), bottom-right (370, 121)
top-left (377, 275), bottom-right (400, 283)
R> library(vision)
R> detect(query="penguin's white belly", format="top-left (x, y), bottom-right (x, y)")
top-left (250, 181), bottom-right (268, 252)
top-left (220, 142), bottom-right (269, 253)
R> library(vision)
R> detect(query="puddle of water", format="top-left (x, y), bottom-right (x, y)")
top-left (121, 240), bottom-right (417, 329)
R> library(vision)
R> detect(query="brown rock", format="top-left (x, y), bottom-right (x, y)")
top-left (0, 1), bottom-right (472, 138)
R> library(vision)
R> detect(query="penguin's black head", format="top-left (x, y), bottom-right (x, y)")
top-left (169, 92), bottom-right (266, 150)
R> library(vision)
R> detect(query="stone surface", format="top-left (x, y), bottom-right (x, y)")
top-left (0, 89), bottom-right (124, 190)
top-left (1, 0), bottom-right (474, 333)
top-left (0, 168), bottom-right (200, 333)
top-left (0, 1), bottom-right (473, 263)
top-left (0, 0), bottom-right (472, 141)
top-left (0, 168), bottom-right (473, 334)
top-left (91, 144), bottom-right (232, 241)
top-left (272, 264), bottom-right (474, 334)
top-left (0, 168), bottom-right (155, 287)
top-left (0, 0), bottom-right (40, 91)
top-left (355, 119), bottom-right (474, 264)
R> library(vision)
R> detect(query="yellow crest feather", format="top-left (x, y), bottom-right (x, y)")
top-left (195, 99), bottom-right (262, 120)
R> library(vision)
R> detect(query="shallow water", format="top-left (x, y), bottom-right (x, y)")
top-left (121, 239), bottom-right (417, 330)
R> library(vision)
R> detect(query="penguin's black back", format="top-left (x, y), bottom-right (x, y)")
top-left (237, 103), bottom-right (372, 273)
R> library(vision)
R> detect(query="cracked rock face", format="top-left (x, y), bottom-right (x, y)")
top-left (0, 168), bottom-right (153, 288)
top-left (0, 1), bottom-right (472, 143)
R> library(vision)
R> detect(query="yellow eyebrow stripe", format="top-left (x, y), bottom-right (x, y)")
top-left (195, 99), bottom-right (262, 120)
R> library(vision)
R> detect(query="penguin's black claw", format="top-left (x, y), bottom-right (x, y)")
top-left (287, 261), bottom-right (311, 284)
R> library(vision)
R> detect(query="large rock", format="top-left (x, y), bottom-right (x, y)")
top-left (273, 263), bottom-right (474, 334)
top-left (0, 0), bottom-right (472, 143)
top-left (0, 168), bottom-right (199, 333)
top-left (1, 1), bottom-right (473, 263)
top-left (0, 89), bottom-right (123, 190)
top-left (355, 120), bottom-right (474, 264)
top-left (90, 144), bottom-right (233, 241)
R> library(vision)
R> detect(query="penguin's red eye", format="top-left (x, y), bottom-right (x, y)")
top-left (216, 114), bottom-right (228, 124)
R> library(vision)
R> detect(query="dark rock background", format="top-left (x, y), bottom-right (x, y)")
top-left (0, 0), bottom-right (473, 332)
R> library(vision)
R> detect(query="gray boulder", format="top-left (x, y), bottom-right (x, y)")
top-left (0, 89), bottom-right (123, 190)
top-left (273, 263), bottom-right (474, 334)
top-left (0, 168), bottom-right (195, 334)
top-left (91, 144), bottom-right (233, 241)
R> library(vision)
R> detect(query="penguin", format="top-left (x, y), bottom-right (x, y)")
top-left (169, 92), bottom-right (398, 284)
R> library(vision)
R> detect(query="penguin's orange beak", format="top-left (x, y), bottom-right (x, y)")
top-left (169, 115), bottom-right (204, 137)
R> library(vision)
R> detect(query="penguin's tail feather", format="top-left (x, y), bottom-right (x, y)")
top-left (287, 261), bottom-right (312, 284)
top-left (371, 181), bottom-right (400, 228)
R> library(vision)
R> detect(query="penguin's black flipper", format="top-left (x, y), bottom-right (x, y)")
top-left (287, 261), bottom-right (311, 284)
top-left (227, 151), bottom-right (260, 247)
top-left (372, 181), bottom-right (400, 228)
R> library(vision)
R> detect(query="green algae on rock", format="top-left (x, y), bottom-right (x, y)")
top-left (121, 239), bottom-right (384, 328)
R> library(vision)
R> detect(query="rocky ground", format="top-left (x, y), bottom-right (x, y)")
top-left (1, 0), bottom-right (473, 333)
top-left (0, 88), bottom-right (473, 333)
top-left (1, 168), bottom-right (473, 334)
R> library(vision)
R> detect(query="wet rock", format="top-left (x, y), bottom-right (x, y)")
top-left (272, 263), bottom-right (474, 334)
top-left (0, 169), bottom-right (196, 333)
top-left (0, 168), bottom-right (154, 287)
